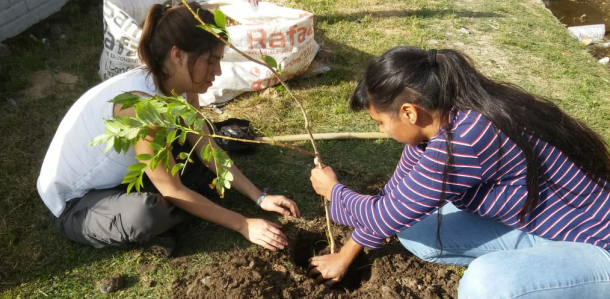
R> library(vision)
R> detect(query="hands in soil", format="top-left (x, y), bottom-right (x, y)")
top-left (308, 252), bottom-right (350, 287)
top-left (240, 218), bottom-right (289, 251)
top-left (259, 194), bottom-right (301, 217)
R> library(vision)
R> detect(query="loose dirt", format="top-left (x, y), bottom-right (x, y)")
top-left (170, 217), bottom-right (459, 299)
top-left (25, 70), bottom-right (79, 100)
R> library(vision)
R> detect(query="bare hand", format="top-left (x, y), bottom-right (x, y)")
top-left (239, 218), bottom-right (288, 251)
top-left (308, 253), bottom-right (351, 287)
top-left (310, 158), bottom-right (339, 199)
top-left (259, 194), bottom-right (301, 218)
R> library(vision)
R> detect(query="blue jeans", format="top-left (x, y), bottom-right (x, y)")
top-left (397, 203), bottom-right (610, 299)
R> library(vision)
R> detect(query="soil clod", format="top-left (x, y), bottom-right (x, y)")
top-left (99, 274), bottom-right (125, 293)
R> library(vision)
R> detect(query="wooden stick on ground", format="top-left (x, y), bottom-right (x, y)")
top-left (255, 132), bottom-right (388, 142)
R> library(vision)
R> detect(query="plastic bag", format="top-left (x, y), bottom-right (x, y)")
top-left (213, 118), bottom-right (256, 153)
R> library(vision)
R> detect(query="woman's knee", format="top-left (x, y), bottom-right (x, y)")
top-left (123, 193), bottom-right (176, 242)
top-left (458, 253), bottom-right (512, 299)
top-left (397, 224), bottom-right (444, 262)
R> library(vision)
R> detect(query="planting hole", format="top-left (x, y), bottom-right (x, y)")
top-left (291, 230), bottom-right (371, 291)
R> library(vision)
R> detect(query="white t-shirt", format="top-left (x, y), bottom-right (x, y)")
top-left (38, 68), bottom-right (159, 217)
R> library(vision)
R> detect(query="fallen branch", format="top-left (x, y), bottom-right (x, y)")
top-left (255, 132), bottom-right (388, 142)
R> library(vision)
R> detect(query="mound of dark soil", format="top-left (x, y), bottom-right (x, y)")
top-left (171, 217), bottom-right (459, 299)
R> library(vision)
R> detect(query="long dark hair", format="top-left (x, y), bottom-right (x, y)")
top-left (351, 46), bottom-right (610, 226)
top-left (138, 2), bottom-right (226, 95)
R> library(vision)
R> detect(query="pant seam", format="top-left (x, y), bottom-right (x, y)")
top-left (510, 280), bottom-right (610, 299)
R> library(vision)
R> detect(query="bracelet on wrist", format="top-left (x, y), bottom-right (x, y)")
top-left (256, 188), bottom-right (269, 207)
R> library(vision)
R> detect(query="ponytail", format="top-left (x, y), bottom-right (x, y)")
top-left (139, 4), bottom-right (165, 92)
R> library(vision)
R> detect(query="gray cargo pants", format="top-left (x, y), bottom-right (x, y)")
top-left (51, 141), bottom-right (216, 248)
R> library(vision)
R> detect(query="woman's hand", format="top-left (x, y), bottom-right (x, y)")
top-left (308, 252), bottom-right (351, 287)
top-left (259, 195), bottom-right (301, 218)
top-left (238, 218), bottom-right (289, 251)
top-left (310, 159), bottom-right (339, 199)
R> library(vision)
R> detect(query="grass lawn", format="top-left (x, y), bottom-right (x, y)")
top-left (1, 0), bottom-right (610, 297)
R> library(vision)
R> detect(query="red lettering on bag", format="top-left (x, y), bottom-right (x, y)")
top-left (247, 29), bottom-right (267, 49)
top-left (269, 33), bottom-right (285, 48)
top-left (247, 24), bottom-right (313, 49)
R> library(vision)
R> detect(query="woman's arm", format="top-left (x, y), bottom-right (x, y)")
top-left (184, 93), bottom-right (300, 217)
top-left (311, 137), bottom-right (483, 249)
top-left (115, 101), bottom-right (290, 250)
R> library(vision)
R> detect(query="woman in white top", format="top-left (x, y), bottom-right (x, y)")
top-left (37, 2), bottom-right (300, 252)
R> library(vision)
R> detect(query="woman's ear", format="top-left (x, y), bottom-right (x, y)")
top-left (169, 46), bottom-right (187, 68)
top-left (399, 103), bottom-right (418, 125)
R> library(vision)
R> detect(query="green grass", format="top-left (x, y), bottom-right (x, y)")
top-left (2, 0), bottom-right (610, 297)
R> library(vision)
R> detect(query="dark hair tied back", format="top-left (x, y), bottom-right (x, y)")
top-left (161, 3), bottom-right (171, 14)
top-left (428, 49), bottom-right (437, 67)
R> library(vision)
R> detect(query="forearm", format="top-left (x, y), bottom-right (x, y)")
top-left (187, 122), bottom-right (261, 202)
top-left (163, 187), bottom-right (246, 232)
top-left (338, 237), bottom-right (364, 265)
top-left (227, 164), bottom-right (261, 201)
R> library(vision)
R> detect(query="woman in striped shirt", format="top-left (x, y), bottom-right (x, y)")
top-left (309, 46), bottom-right (610, 298)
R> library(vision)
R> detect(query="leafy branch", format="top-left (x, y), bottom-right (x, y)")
top-left (184, 2), bottom-right (335, 253)
top-left (90, 92), bottom-right (314, 197)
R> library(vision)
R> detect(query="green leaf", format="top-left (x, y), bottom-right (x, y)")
top-left (136, 175), bottom-right (144, 192)
top-left (104, 119), bottom-right (121, 134)
top-left (135, 103), bottom-right (155, 125)
top-left (119, 127), bottom-right (141, 140)
top-left (212, 147), bottom-right (233, 167)
top-left (149, 142), bottom-right (162, 151)
top-left (194, 118), bottom-right (205, 132)
top-left (89, 134), bottom-right (112, 146)
top-left (170, 104), bottom-right (188, 118)
top-left (214, 9), bottom-right (226, 29)
top-left (121, 171), bottom-right (140, 184)
top-left (149, 156), bottom-right (158, 171)
top-left (113, 137), bottom-right (123, 153)
top-left (262, 55), bottom-right (277, 68)
top-left (218, 167), bottom-right (234, 188)
top-left (178, 152), bottom-right (190, 160)
top-left (201, 143), bottom-right (212, 165)
top-left (104, 137), bottom-right (115, 153)
top-left (171, 163), bottom-right (185, 176)
top-left (210, 26), bottom-right (225, 35)
top-left (127, 163), bottom-right (147, 172)
top-left (121, 138), bottom-right (131, 153)
top-left (121, 117), bottom-right (144, 128)
top-left (165, 149), bottom-right (171, 171)
top-left (110, 93), bottom-right (141, 109)
top-left (146, 101), bottom-right (166, 125)
top-left (151, 149), bottom-right (167, 171)
top-left (127, 181), bottom-right (135, 194)
top-left (135, 154), bottom-right (152, 161)
top-left (166, 129), bottom-right (177, 144)
top-left (183, 111), bottom-right (197, 127)
top-left (179, 131), bottom-right (187, 145)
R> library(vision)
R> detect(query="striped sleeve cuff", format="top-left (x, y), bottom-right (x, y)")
top-left (330, 183), bottom-right (385, 249)
top-left (352, 228), bottom-right (385, 249)
top-left (330, 183), bottom-right (357, 227)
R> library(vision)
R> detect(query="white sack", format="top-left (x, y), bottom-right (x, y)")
top-left (98, 0), bottom-right (318, 106)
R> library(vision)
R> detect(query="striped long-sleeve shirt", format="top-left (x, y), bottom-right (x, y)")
top-left (331, 110), bottom-right (610, 249)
